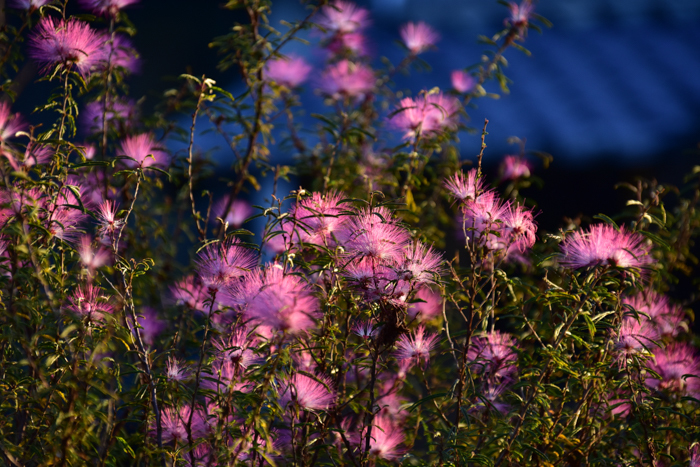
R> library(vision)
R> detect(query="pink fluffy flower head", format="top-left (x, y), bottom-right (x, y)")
top-left (211, 197), bottom-right (253, 230)
top-left (461, 191), bottom-right (510, 250)
top-left (391, 92), bottom-right (459, 140)
top-left (79, 0), bottom-right (139, 17)
top-left (265, 55), bottom-right (312, 89)
top-left (501, 203), bottom-right (537, 252)
top-left (278, 373), bottom-right (336, 411)
top-left (318, 1), bottom-right (370, 35)
top-left (499, 155), bottom-right (532, 180)
top-left (444, 169), bottom-right (483, 205)
top-left (78, 235), bottom-right (110, 274)
top-left (352, 320), bottom-right (378, 339)
top-left (398, 242), bottom-right (443, 285)
top-left (0, 102), bottom-right (26, 143)
top-left (451, 70), bottom-right (475, 93)
top-left (9, 0), bottom-right (51, 10)
top-left (46, 205), bottom-right (87, 244)
top-left (467, 331), bottom-right (518, 381)
top-left (354, 415), bottom-right (405, 461)
top-left (407, 286), bottom-right (442, 323)
top-left (165, 357), bottom-right (189, 382)
top-left (195, 238), bottom-right (258, 296)
top-left (645, 343), bottom-right (700, 398)
top-left (66, 284), bottom-right (114, 323)
top-left (230, 264), bottom-right (320, 335)
top-left (98, 34), bottom-right (141, 74)
top-left (560, 224), bottom-right (654, 271)
top-left (28, 17), bottom-right (106, 77)
top-left (154, 406), bottom-right (207, 444)
top-left (339, 207), bottom-right (410, 264)
top-left (118, 133), bottom-right (169, 169)
top-left (394, 325), bottom-right (439, 371)
top-left (614, 316), bottom-right (659, 361)
top-left (507, 0), bottom-right (535, 35)
top-left (213, 327), bottom-right (258, 374)
top-left (288, 190), bottom-right (348, 247)
top-left (400, 21), bottom-right (440, 54)
top-left (95, 199), bottom-right (123, 242)
top-left (623, 292), bottom-right (686, 337)
top-left (320, 60), bottom-right (375, 100)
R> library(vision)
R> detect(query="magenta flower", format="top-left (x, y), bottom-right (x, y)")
top-left (391, 93), bottom-right (459, 140)
top-left (645, 343), bottom-right (700, 398)
top-left (451, 70), bottom-right (475, 93)
top-left (46, 206), bottom-right (87, 243)
top-left (230, 264), bottom-right (320, 335)
top-left (400, 21), bottom-right (439, 55)
top-left (28, 17), bottom-right (105, 77)
top-left (407, 286), bottom-right (442, 323)
top-left (614, 316), bottom-right (659, 360)
top-left (501, 203), bottom-right (537, 251)
top-left (98, 34), bottom-right (141, 74)
top-left (399, 242), bottom-right (443, 284)
top-left (499, 155), bottom-right (532, 180)
top-left (213, 327), bottom-right (258, 373)
top-left (0, 102), bottom-right (26, 143)
top-left (507, 0), bottom-right (535, 34)
top-left (82, 98), bottom-right (137, 135)
top-left (203, 360), bottom-right (254, 394)
top-left (339, 207), bottom-right (410, 264)
top-left (467, 331), bottom-right (518, 381)
top-left (395, 325), bottom-right (439, 371)
top-left (287, 190), bottom-right (348, 247)
top-left (78, 235), bottom-right (110, 274)
top-left (211, 197), bottom-right (253, 229)
top-left (352, 320), bottom-right (378, 339)
top-left (559, 224), bottom-right (654, 271)
top-left (444, 169), bottom-right (483, 205)
top-left (135, 307), bottom-right (165, 346)
top-left (195, 238), bottom-right (258, 296)
top-left (96, 200), bottom-right (123, 241)
top-left (278, 373), bottom-right (336, 411)
top-left (328, 32), bottom-right (368, 56)
top-left (461, 191), bottom-right (510, 250)
top-left (472, 381), bottom-right (510, 415)
top-left (354, 415), bottom-right (405, 460)
top-left (165, 357), bottom-right (189, 382)
top-left (118, 133), bottom-right (169, 169)
top-left (318, 1), bottom-right (370, 35)
top-left (265, 55), bottom-right (312, 89)
top-left (169, 275), bottom-right (210, 312)
top-left (623, 292), bottom-right (686, 337)
top-left (154, 406), bottom-right (207, 444)
top-left (78, 0), bottom-right (139, 17)
top-left (342, 257), bottom-right (408, 303)
top-left (691, 444), bottom-right (700, 467)
top-left (66, 284), bottom-right (114, 323)
top-left (319, 60), bottom-right (375, 100)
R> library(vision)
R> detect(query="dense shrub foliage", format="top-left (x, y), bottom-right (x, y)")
top-left (0, 0), bottom-right (699, 465)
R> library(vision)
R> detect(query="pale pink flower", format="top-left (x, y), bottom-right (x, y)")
top-left (645, 343), bottom-right (700, 398)
top-left (399, 21), bottom-right (439, 54)
top-left (46, 206), bottom-right (87, 243)
top-left (165, 357), bottom-right (189, 382)
top-left (287, 190), bottom-right (348, 247)
top-left (398, 242), bottom-right (443, 284)
top-left (318, 1), bottom-right (370, 35)
top-left (9, 0), bottom-right (51, 10)
top-left (0, 102), bottom-right (26, 143)
top-left (78, 235), bottom-right (110, 273)
top-left (66, 284), bottom-right (114, 323)
top-left (467, 331), bottom-right (518, 381)
top-left (623, 292), bottom-right (686, 337)
top-left (278, 373), bottom-right (336, 411)
top-left (342, 257), bottom-right (409, 304)
top-left (320, 60), bottom-right (375, 100)
top-left (352, 320), bottom-right (378, 339)
top-left (169, 275), bottom-right (210, 312)
top-left (96, 200), bottom-right (123, 240)
top-left (79, 0), bottom-right (139, 16)
top-left (265, 55), bottom-right (312, 88)
top-left (461, 191), bottom-right (510, 250)
top-left (451, 70), bottom-right (475, 93)
top-left (560, 224), bottom-right (654, 271)
top-left (195, 238), bottom-right (258, 296)
top-left (614, 316), bottom-right (659, 360)
top-left (213, 327), bottom-right (258, 373)
top-left (501, 203), bottom-right (537, 252)
top-left (118, 133), bottom-right (169, 169)
top-left (230, 265), bottom-right (319, 335)
top-left (338, 207), bottom-right (410, 264)
top-left (407, 286), bottom-right (442, 323)
top-left (154, 406), bottom-right (207, 444)
top-left (28, 17), bottom-right (106, 77)
top-left (691, 444), bottom-right (700, 467)
top-left (354, 415), bottom-right (405, 460)
top-left (391, 93), bottom-right (459, 140)
top-left (444, 169), bottom-right (483, 204)
top-left (507, 0), bottom-right (535, 34)
top-left (328, 32), bottom-right (368, 56)
top-left (394, 325), bottom-right (438, 370)
top-left (499, 155), bottom-right (531, 180)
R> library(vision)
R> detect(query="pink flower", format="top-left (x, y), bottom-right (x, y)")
top-left (278, 373), bottom-right (336, 411)
top-left (229, 264), bottom-right (320, 335)
top-left (691, 444), bottom-right (700, 467)
top-left (46, 206), bottom-right (87, 243)
top-left (342, 257), bottom-right (409, 304)
top-left (460, 191), bottom-right (509, 250)
top-left (559, 224), bottom-right (654, 271)
top-left (451, 70), bottom-right (475, 93)
top-left (444, 169), bottom-right (483, 205)
top-left (645, 343), bottom-right (700, 398)
top-left (287, 190), bottom-right (348, 247)
top-left (28, 17), bottom-right (106, 77)
top-left (170, 275), bottom-right (211, 312)
top-left (203, 360), bottom-right (253, 394)
top-left (154, 406), bottom-right (207, 444)
top-left (265, 55), bottom-right (312, 88)
top-left (623, 292), bottom-right (686, 337)
top-left (507, 0), bottom-right (535, 34)
top-left (165, 357), bottom-right (189, 382)
top-left (338, 207), bottom-right (410, 264)
top-left (501, 203), bottom-right (537, 252)
top-left (499, 155), bottom-right (531, 180)
top-left (399, 242), bottom-right (443, 284)
top-left (318, 1), bottom-right (370, 35)
top-left (319, 60), bottom-right (375, 100)
top-left (614, 316), bottom-right (659, 360)
top-left (136, 307), bottom-right (165, 346)
top-left (472, 381), bottom-right (510, 414)
top-left (399, 21), bottom-right (439, 54)
top-left (98, 34), bottom-right (141, 74)
top-left (79, 0), bottom-right (139, 16)
top-left (96, 200), bottom-right (123, 241)
top-left (118, 133), bottom-right (169, 169)
top-left (78, 235), bottom-right (110, 274)
top-left (407, 286), bottom-right (442, 323)
top-left (211, 197), bottom-right (253, 230)
top-left (213, 327), bottom-right (258, 373)
top-left (328, 32), bottom-right (368, 56)
top-left (467, 331), bottom-right (518, 381)
top-left (394, 325), bottom-right (438, 371)
top-left (195, 238), bottom-right (258, 296)
top-left (0, 102), bottom-right (26, 143)
top-left (352, 320), bottom-right (378, 339)
top-left (66, 284), bottom-right (114, 323)
top-left (390, 93), bottom-right (459, 140)
top-left (354, 415), bottom-right (405, 460)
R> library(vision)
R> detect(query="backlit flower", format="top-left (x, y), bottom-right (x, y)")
top-left (499, 155), bottom-right (531, 180)
top-left (451, 70), bottom-right (475, 93)
top-left (355, 415), bottom-right (405, 460)
top-left (265, 55), bottom-right (312, 89)
top-left (318, 1), bottom-right (369, 35)
top-left (399, 21), bottom-right (439, 54)
top-left (166, 357), bottom-right (189, 382)
top-left (394, 325), bottom-right (438, 370)
top-left (407, 286), bottom-right (442, 323)
top-left (467, 331), bottom-right (518, 381)
top-left (96, 200), bottom-right (123, 240)
top-left (645, 343), bottom-right (700, 398)
top-left (79, 0), bottom-right (139, 16)
top-left (195, 238), bottom-right (258, 296)
top-left (0, 102), bottom-right (26, 143)
top-left (320, 60), bottom-right (374, 100)
top-left (118, 133), bottom-right (169, 169)
top-left (391, 93), bottom-right (459, 140)
top-left (338, 207), bottom-right (410, 264)
top-left (444, 169), bottom-right (483, 205)
top-left (278, 373), bottom-right (336, 411)
top-left (623, 292), bottom-right (686, 337)
top-left (560, 224), bottom-right (653, 271)
top-left (211, 197), bottom-right (253, 230)
top-left (66, 284), bottom-right (114, 323)
top-left (28, 17), bottom-right (105, 77)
